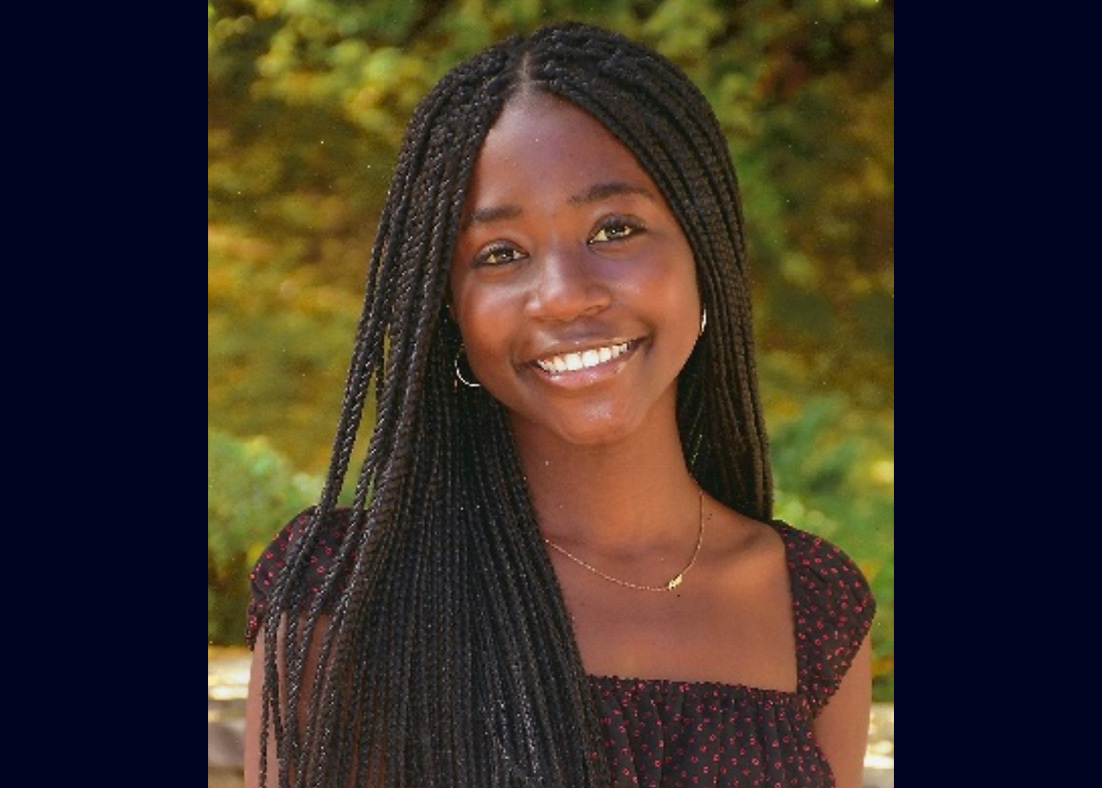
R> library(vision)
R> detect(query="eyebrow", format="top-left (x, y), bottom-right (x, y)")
top-left (569, 181), bottom-right (658, 206)
top-left (460, 204), bottom-right (520, 229)
top-left (460, 181), bottom-right (657, 230)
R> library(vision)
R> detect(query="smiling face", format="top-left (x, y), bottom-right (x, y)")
top-left (449, 91), bottom-right (701, 448)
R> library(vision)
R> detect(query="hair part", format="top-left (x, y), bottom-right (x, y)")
top-left (257, 21), bottom-right (772, 788)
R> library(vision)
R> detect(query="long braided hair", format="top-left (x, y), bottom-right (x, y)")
top-left (256, 20), bottom-right (773, 788)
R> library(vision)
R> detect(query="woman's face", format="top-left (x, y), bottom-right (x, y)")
top-left (449, 91), bottom-right (701, 447)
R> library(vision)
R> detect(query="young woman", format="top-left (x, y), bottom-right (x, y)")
top-left (244, 21), bottom-right (875, 788)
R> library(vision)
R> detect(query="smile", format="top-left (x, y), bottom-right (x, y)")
top-left (534, 341), bottom-right (634, 374)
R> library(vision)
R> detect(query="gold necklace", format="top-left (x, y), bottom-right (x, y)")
top-left (543, 489), bottom-right (705, 592)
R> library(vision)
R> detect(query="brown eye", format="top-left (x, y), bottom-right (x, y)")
top-left (475, 242), bottom-right (525, 266)
top-left (590, 218), bottom-right (643, 244)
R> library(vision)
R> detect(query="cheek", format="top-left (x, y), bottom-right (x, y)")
top-left (625, 247), bottom-right (701, 331)
top-left (664, 239), bottom-right (702, 322)
top-left (452, 286), bottom-right (518, 378)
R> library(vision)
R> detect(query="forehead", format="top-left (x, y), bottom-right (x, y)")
top-left (465, 92), bottom-right (661, 206)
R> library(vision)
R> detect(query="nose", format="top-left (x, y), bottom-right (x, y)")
top-left (524, 242), bottom-right (612, 322)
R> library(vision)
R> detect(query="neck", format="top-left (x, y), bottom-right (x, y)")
top-left (511, 411), bottom-right (701, 552)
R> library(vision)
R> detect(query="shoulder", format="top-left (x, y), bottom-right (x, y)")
top-left (771, 520), bottom-right (877, 714)
top-left (772, 521), bottom-right (875, 611)
top-left (245, 506), bottom-right (356, 648)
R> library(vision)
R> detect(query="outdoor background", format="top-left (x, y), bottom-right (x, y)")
top-left (208, 0), bottom-right (894, 703)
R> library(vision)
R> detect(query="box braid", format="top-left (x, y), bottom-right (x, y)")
top-left (255, 20), bottom-right (773, 788)
top-left (519, 26), bottom-right (774, 517)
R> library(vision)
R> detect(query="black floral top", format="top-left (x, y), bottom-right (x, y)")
top-left (247, 509), bottom-right (875, 787)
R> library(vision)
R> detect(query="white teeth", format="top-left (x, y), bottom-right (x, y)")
top-left (536, 342), bottom-right (630, 374)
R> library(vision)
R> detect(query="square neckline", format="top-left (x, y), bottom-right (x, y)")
top-left (583, 519), bottom-right (804, 698)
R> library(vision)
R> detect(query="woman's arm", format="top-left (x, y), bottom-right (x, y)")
top-left (812, 633), bottom-right (873, 788)
top-left (243, 627), bottom-right (277, 788)
top-left (243, 616), bottom-right (332, 788)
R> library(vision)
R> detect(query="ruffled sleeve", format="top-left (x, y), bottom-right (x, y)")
top-left (244, 507), bottom-right (354, 649)
top-left (773, 521), bottom-right (876, 717)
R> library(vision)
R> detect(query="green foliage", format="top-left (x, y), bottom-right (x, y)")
top-left (207, 427), bottom-right (324, 644)
top-left (768, 393), bottom-right (894, 702)
top-left (207, 226), bottom-right (374, 472)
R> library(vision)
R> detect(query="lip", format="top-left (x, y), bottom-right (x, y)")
top-left (527, 338), bottom-right (643, 385)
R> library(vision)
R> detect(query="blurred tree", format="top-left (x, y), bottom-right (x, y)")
top-left (207, 427), bottom-right (324, 644)
top-left (769, 393), bottom-right (894, 700)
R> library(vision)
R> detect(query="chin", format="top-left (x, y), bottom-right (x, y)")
top-left (542, 402), bottom-right (650, 447)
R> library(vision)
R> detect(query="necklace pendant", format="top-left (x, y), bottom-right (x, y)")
top-left (544, 488), bottom-right (704, 593)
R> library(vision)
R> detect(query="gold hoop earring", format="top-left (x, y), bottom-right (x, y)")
top-left (699, 307), bottom-right (708, 336)
top-left (454, 346), bottom-right (481, 389)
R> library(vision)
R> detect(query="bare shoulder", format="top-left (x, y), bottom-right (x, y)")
top-left (673, 497), bottom-right (797, 689)
top-left (703, 499), bottom-right (787, 582)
